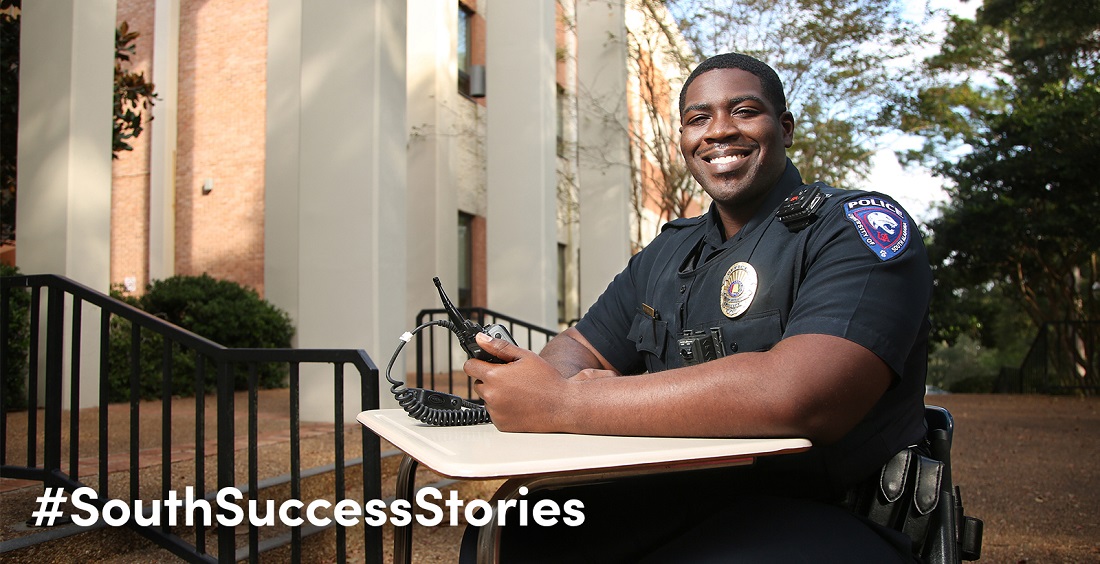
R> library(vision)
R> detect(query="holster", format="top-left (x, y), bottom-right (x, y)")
top-left (842, 445), bottom-right (944, 555)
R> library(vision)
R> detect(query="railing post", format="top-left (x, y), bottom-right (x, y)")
top-left (44, 286), bottom-right (64, 471)
top-left (69, 295), bottom-right (82, 480)
top-left (334, 363), bottom-right (346, 563)
top-left (27, 286), bottom-right (40, 468)
top-left (415, 311), bottom-right (425, 390)
top-left (98, 310), bottom-right (110, 495)
top-left (289, 363), bottom-right (302, 564)
top-left (130, 323), bottom-right (141, 501)
top-left (217, 361), bottom-right (235, 561)
top-left (194, 352), bottom-right (207, 555)
top-left (1, 275), bottom-right (389, 562)
top-left (161, 340), bottom-right (174, 535)
top-left (247, 363), bottom-right (259, 564)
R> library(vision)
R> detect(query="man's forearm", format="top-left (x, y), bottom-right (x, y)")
top-left (550, 334), bottom-right (891, 442)
top-left (540, 327), bottom-right (616, 377)
top-left (469, 329), bottom-right (888, 441)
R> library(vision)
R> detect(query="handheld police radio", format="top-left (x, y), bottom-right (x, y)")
top-left (384, 278), bottom-right (518, 426)
top-left (433, 277), bottom-right (518, 362)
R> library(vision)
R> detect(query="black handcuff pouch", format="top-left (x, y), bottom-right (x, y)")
top-left (841, 445), bottom-right (944, 555)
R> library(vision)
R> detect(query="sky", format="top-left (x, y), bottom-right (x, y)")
top-left (865, 0), bottom-right (980, 225)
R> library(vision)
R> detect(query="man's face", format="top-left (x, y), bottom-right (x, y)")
top-left (679, 68), bottom-right (794, 211)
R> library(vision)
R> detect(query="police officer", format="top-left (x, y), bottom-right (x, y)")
top-left (463, 52), bottom-right (930, 562)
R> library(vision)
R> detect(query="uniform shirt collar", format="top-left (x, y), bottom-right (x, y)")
top-left (700, 159), bottom-right (804, 256)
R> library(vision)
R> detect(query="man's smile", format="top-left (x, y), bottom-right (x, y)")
top-left (700, 146), bottom-right (754, 172)
top-left (707, 155), bottom-right (742, 165)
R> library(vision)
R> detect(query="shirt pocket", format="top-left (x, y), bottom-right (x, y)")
top-left (714, 309), bottom-right (784, 354)
top-left (627, 311), bottom-right (669, 361)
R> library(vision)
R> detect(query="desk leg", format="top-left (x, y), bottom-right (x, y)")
top-left (394, 454), bottom-right (419, 564)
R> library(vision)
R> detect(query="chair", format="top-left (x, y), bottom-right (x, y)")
top-left (922, 405), bottom-right (984, 564)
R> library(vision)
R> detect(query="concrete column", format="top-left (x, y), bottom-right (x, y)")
top-left (266, 0), bottom-right (407, 420)
top-left (264, 0), bottom-right (302, 326)
top-left (576, 0), bottom-right (632, 313)
top-left (405, 0), bottom-right (459, 321)
top-left (16, 0), bottom-right (116, 408)
top-left (484, 0), bottom-right (558, 328)
top-left (15, 0), bottom-right (115, 286)
top-left (148, 0), bottom-right (180, 281)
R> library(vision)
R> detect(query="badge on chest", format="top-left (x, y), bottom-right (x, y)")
top-left (720, 261), bottom-right (758, 318)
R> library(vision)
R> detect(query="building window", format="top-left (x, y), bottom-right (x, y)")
top-left (458, 5), bottom-right (473, 97)
top-left (458, 212), bottom-right (474, 308)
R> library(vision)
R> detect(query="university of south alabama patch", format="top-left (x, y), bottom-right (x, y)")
top-left (844, 196), bottom-right (910, 261)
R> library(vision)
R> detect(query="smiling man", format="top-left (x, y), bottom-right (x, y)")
top-left (462, 53), bottom-right (932, 563)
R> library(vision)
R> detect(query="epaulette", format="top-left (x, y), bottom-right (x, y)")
top-left (661, 215), bottom-right (706, 232)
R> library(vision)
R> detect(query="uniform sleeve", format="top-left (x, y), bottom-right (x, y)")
top-left (783, 194), bottom-right (932, 377)
top-left (574, 251), bottom-right (651, 375)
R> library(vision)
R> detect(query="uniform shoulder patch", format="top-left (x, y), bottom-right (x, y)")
top-left (843, 195), bottom-right (911, 261)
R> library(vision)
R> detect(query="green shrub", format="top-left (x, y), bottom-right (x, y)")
top-left (1, 263), bottom-right (30, 410)
top-left (949, 374), bottom-right (996, 394)
top-left (107, 274), bottom-right (294, 402)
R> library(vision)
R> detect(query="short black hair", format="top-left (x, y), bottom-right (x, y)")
top-left (679, 53), bottom-right (787, 118)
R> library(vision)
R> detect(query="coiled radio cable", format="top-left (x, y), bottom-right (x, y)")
top-left (385, 320), bottom-right (493, 426)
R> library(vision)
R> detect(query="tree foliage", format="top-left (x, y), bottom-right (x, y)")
top-left (559, 0), bottom-right (699, 249)
top-left (0, 0), bottom-right (19, 246)
top-left (906, 0), bottom-right (1100, 386)
top-left (625, 0), bottom-right (698, 248)
top-left (665, 0), bottom-right (931, 188)
top-left (113, 21), bottom-right (157, 158)
top-left (1, 263), bottom-right (30, 411)
top-left (108, 274), bottom-right (295, 401)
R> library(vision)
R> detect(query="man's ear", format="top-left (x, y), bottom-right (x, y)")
top-left (781, 111), bottom-right (795, 148)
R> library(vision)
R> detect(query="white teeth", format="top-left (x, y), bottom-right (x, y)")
top-left (710, 155), bottom-right (741, 165)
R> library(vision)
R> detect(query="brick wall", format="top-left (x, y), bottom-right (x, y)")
top-left (112, 0), bottom-right (155, 292)
top-left (176, 0), bottom-right (267, 295)
top-left (113, 0), bottom-right (268, 296)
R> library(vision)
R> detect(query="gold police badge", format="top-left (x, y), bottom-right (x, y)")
top-left (720, 262), bottom-right (757, 318)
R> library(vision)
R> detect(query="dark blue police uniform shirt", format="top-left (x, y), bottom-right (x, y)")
top-left (575, 159), bottom-right (932, 497)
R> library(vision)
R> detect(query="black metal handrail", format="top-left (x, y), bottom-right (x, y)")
top-left (0, 274), bottom-right (383, 563)
top-left (413, 308), bottom-right (558, 399)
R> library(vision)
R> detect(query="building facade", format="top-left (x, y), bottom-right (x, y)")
top-left (14, 0), bottom-right (690, 416)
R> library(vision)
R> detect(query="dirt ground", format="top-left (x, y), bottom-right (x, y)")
top-left (925, 394), bottom-right (1100, 564)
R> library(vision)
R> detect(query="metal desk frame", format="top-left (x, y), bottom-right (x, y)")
top-left (357, 409), bottom-right (812, 564)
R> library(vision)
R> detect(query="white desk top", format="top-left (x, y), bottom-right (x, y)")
top-left (358, 409), bottom-right (812, 479)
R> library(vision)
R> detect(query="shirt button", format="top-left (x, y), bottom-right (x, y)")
top-left (730, 343), bottom-right (739, 353)
top-left (679, 285), bottom-right (686, 293)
